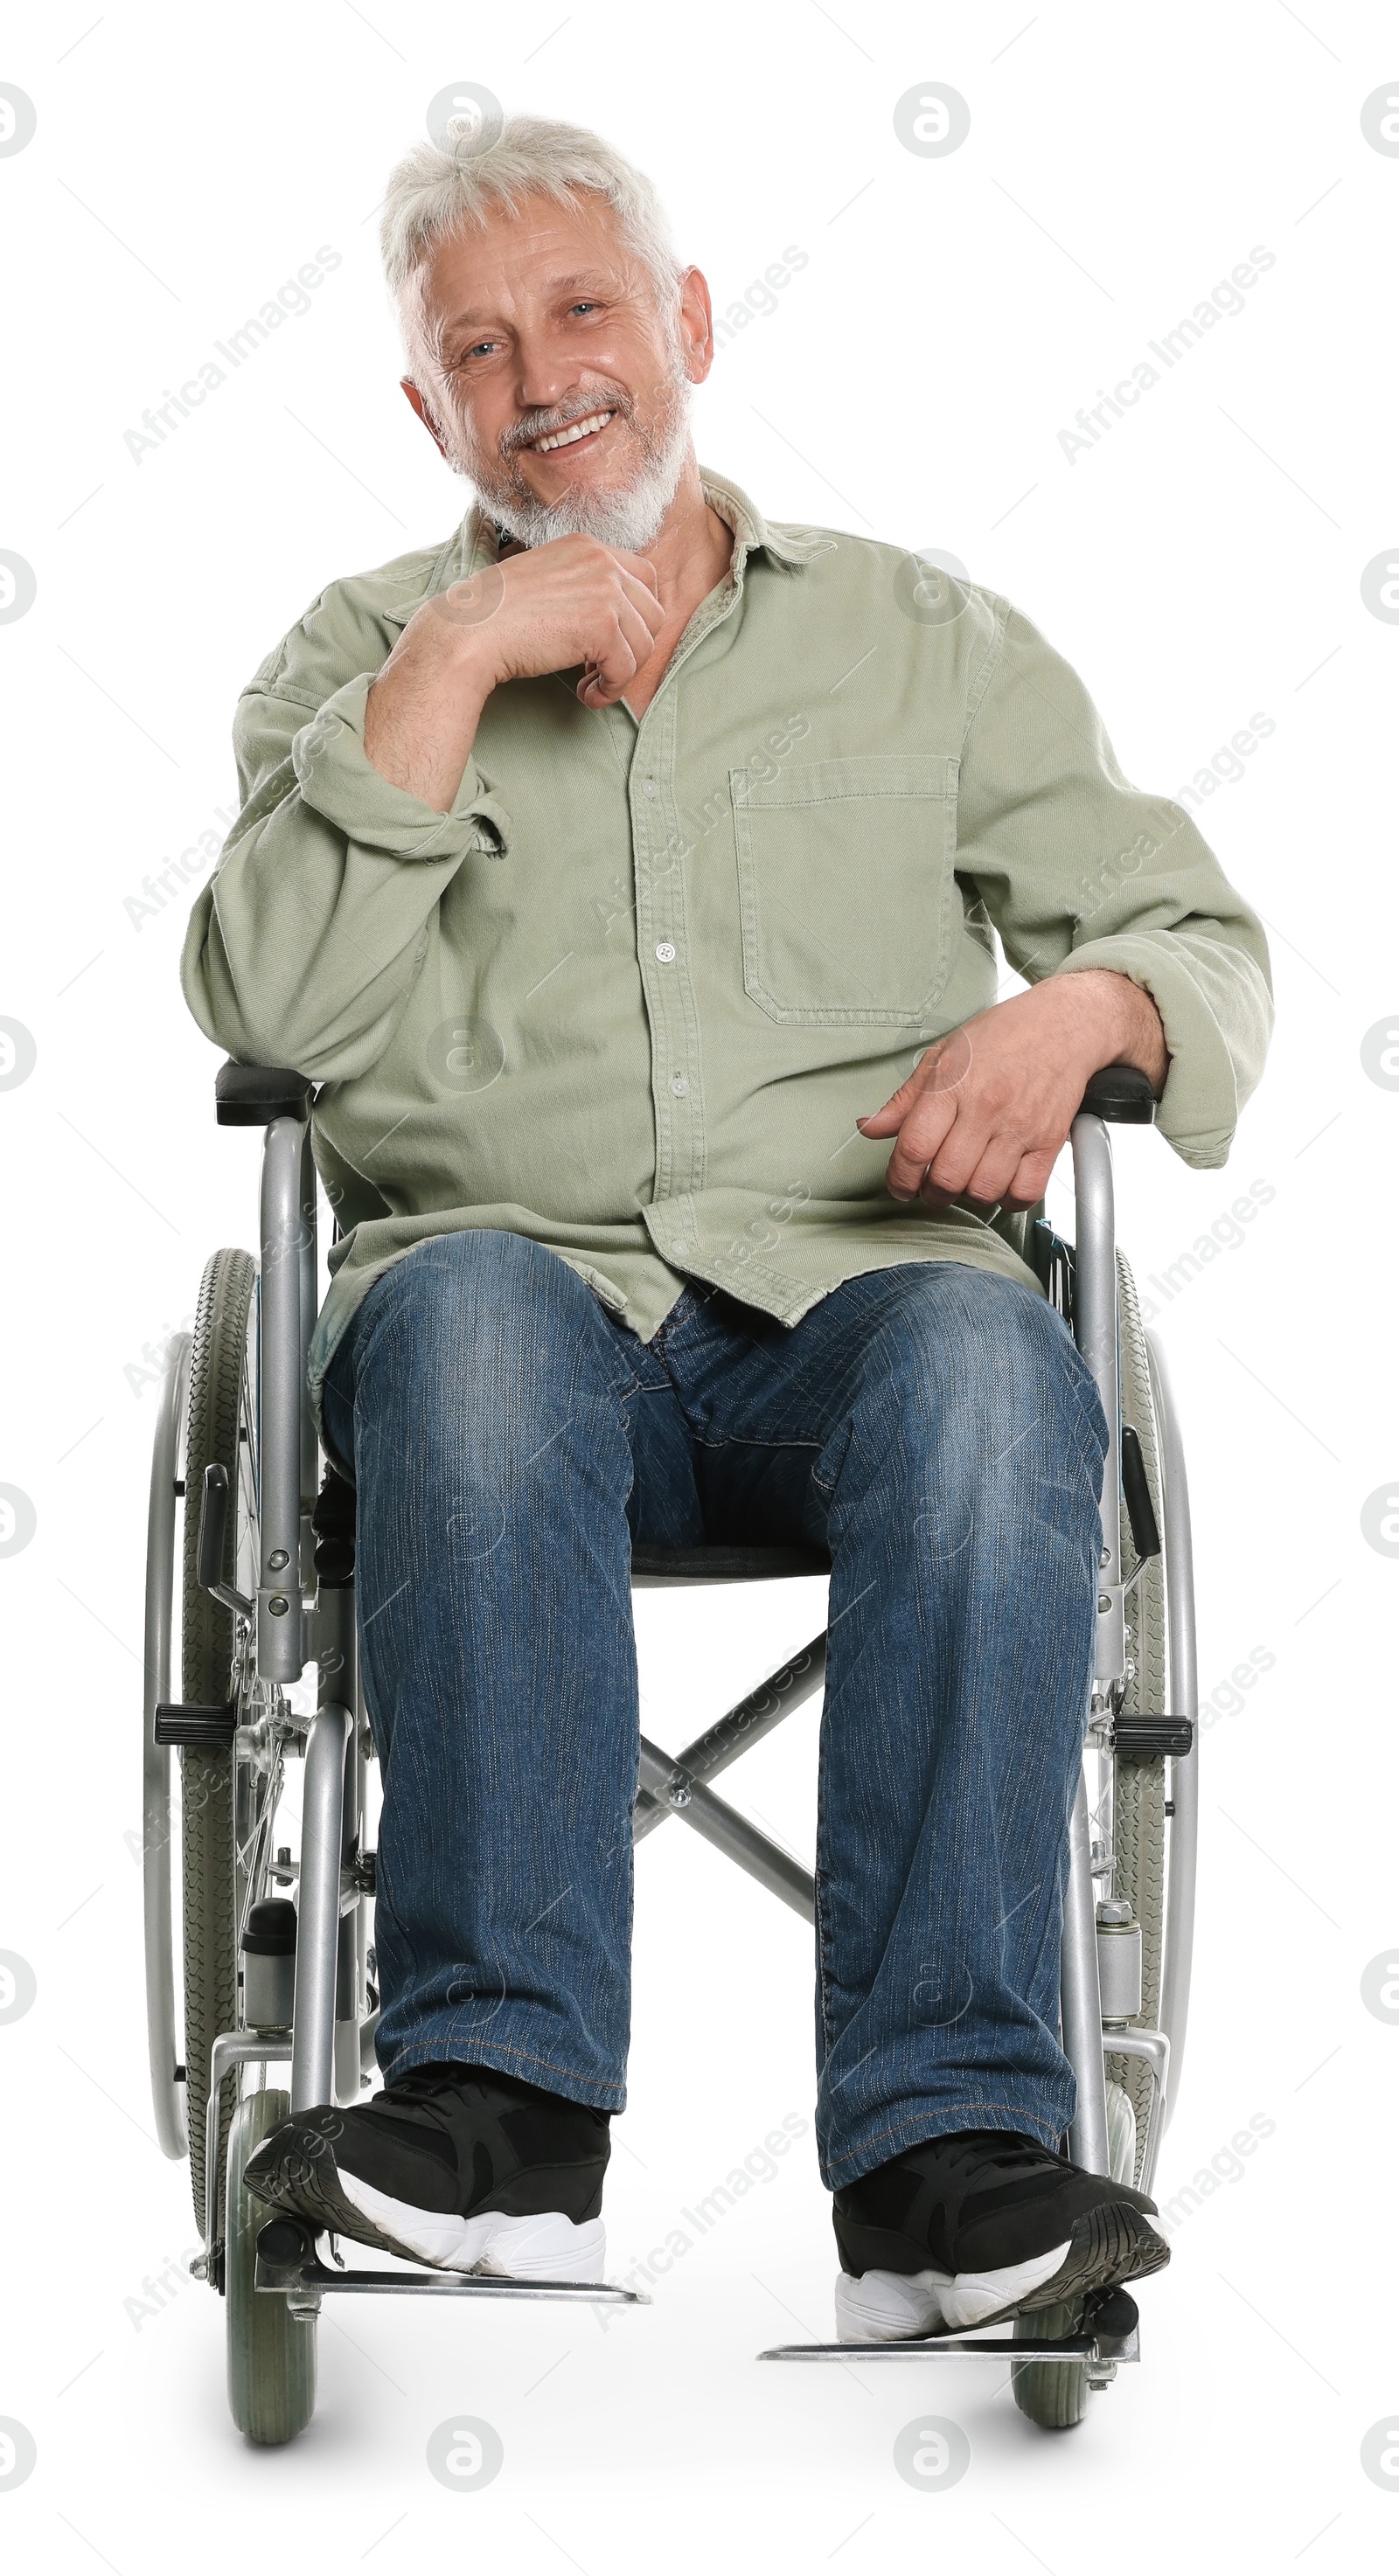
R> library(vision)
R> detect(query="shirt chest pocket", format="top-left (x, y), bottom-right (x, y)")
top-left (731, 753), bottom-right (960, 1025)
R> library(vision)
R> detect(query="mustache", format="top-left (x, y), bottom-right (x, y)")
top-left (497, 384), bottom-right (634, 460)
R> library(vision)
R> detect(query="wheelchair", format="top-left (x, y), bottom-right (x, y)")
top-left (142, 1055), bottom-right (1198, 2443)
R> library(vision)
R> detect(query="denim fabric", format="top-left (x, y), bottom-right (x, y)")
top-left (323, 1230), bottom-right (1108, 2188)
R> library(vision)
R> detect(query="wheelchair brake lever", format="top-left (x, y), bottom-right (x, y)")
top-left (197, 1462), bottom-right (254, 1619)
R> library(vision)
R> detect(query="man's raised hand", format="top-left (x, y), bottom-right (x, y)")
top-left (364, 536), bottom-right (665, 810)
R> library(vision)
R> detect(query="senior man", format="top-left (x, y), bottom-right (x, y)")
top-left (185, 116), bottom-right (1270, 2340)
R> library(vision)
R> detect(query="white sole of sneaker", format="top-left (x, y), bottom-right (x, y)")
top-left (338, 2171), bottom-right (607, 2281)
top-left (835, 2239), bottom-right (1071, 2341)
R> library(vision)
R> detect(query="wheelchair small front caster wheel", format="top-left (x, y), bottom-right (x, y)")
top-left (225, 2090), bottom-right (317, 2444)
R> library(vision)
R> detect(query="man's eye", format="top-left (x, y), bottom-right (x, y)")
top-left (568, 301), bottom-right (599, 316)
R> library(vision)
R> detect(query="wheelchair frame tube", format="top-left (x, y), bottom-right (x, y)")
top-left (290, 1700), bottom-right (353, 2112)
top-left (1065, 1114), bottom-right (1118, 2176)
top-left (1061, 1772), bottom-right (1111, 2174)
top-left (258, 1115), bottom-right (309, 1682)
top-left (297, 1126), bottom-right (318, 1547)
top-left (1147, 1331), bottom-right (1199, 2128)
top-left (143, 1331), bottom-right (191, 2161)
top-left (637, 1737), bottom-right (816, 1921)
top-left (1070, 1112), bottom-right (1124, 1691)
top-left (632, 1635), bottom-right (828, 1843)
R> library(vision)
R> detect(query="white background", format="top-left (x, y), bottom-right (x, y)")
top-left (1, 1), bottom-right (1394, 2567)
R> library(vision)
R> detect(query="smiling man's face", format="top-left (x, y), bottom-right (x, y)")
top-left (405, 191), bottom-right (712, 551)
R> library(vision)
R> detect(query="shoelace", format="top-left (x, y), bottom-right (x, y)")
top-left (908, 2130), bottom-right (1067, 2185)
top-left (367, 2063), bottom-right (490, 2128)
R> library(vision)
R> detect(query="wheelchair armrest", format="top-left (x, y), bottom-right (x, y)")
top-left (1076, 1063), bottom-right (1156, 1125)
top-left (214, 1059), bottom-right (316, 1128)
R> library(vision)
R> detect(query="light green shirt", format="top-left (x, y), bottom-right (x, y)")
top-left (181, 470), bottom-right (1271, 1422)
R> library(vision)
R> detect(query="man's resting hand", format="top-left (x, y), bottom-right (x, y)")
top-left (857, 970), bottom-right (1168, 1215)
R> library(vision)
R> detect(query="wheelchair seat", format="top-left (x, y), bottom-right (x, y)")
top-left (312, 1460), bottom-right (831, 1590)
top-left (630, 1542), bottom-right (832, 1584)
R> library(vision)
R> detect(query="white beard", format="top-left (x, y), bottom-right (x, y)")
top-left (448, 371), bottom-right (693, 552)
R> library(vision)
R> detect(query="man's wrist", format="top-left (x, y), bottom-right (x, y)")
top-left (438, 622), bottom-right (503, 701)
top-left (1054, 967), bottom-right (1167, 1090)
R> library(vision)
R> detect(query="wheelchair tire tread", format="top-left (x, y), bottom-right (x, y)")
top-left (1110, 1254), bottom-right (1169, 2188)
top-left (180, 1247), bottom-right (256, 2244)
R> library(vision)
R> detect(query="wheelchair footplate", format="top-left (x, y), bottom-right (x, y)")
top-left (759, 2285), bottom-right (1139, 2364)
top-left (254, 2216), bottom-right (650, 2307)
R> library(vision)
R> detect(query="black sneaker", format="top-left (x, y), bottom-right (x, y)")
top-left (832, 2128), bottom-right (1168, 2341)
top-left (242, 2062), bottom-right (610, 2281)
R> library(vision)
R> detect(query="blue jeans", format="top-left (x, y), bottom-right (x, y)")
top-left (323, 1232), bottom-right (1108, 2189)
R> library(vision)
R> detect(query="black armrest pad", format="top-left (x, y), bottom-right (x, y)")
top-left (1078, 1063), bottom-right (1157, 1124)
top-left (215, 1059), bottom-right (316, 1127)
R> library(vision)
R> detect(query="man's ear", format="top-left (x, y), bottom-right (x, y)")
top-left (677, 267), bottom-right (717, 386)
top-left (401, 378), bottom-right (450, 457)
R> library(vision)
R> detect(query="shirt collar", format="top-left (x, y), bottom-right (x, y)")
top-left (380, 467), bottom-right (828, 626)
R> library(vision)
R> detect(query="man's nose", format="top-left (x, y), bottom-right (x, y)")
top-left (512, 339), bottom-right (585, 418)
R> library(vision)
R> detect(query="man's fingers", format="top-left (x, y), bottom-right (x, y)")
top-left (575, 577), bottom-right (668, 703)
top-left (882, 1092), bottom-right (961, 1198)
top-left (616, 561), bottom-right (665, 615)
top-left (611, 597), bottom-right (664, 668)
top-left (607, 547), bottom-right (662, 597)
top-left (999, 1149), bottom-right (1059, 1212)
top-left (858, 1031), bottom-right (973, 1142)
top-left (920, 1136), bottom-right (1061, 1215)
top-left (911, 1118), bottom-right (995, 1205)
top-left (855, 1080), bottom-right (918, 1140)
top-left (616, 572), bottom-right (670, 641)
top-left (616, 577), bottom-right (670, 649)
top-left (576, 601), bottom-right (663, 704)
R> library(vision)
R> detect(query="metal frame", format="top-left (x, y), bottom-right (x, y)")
top-left (256, 1119), bottom-right (311, 1683)
top-left (760, 2302), bottom-right (1141, 2366)
top-left (143, 1080), bottom-right (1199, 2358)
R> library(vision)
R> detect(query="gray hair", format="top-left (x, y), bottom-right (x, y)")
top-left (379, 115), bottom-right (685, 379)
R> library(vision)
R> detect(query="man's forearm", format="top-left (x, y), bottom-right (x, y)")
top-left (364, 631), bottom-right (494, 813)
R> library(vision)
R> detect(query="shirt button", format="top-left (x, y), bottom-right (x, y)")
top-left (655, 941), bottom-right (677, 963)
top-left (670, 1075), bottom-right (688, 1096)
top-left (671, 1239), bottom-right (689, 1258)
top-left (643, 779), bottom-right (658, 799)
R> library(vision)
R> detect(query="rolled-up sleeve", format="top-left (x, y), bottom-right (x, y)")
top-left (955, 599), bottom-right (1273, 1167)
top-left (292, 670), bottom-right (512, 860)
top-left (182, 654), bottom-right (513, 1082)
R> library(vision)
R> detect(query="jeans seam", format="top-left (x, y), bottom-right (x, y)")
top-left (383, 2036), bottom-right (625, 2103)
top-left (828, 2100), bottom-right (1066, 2171)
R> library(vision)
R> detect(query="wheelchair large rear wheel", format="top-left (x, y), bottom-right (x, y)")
top-left (225, 2087), bottom-right (317, 2444)
top-left (1108, 1253), bottom-right (1169, 2184)
top-left (179, 1246), bottom-right (261, 2246)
